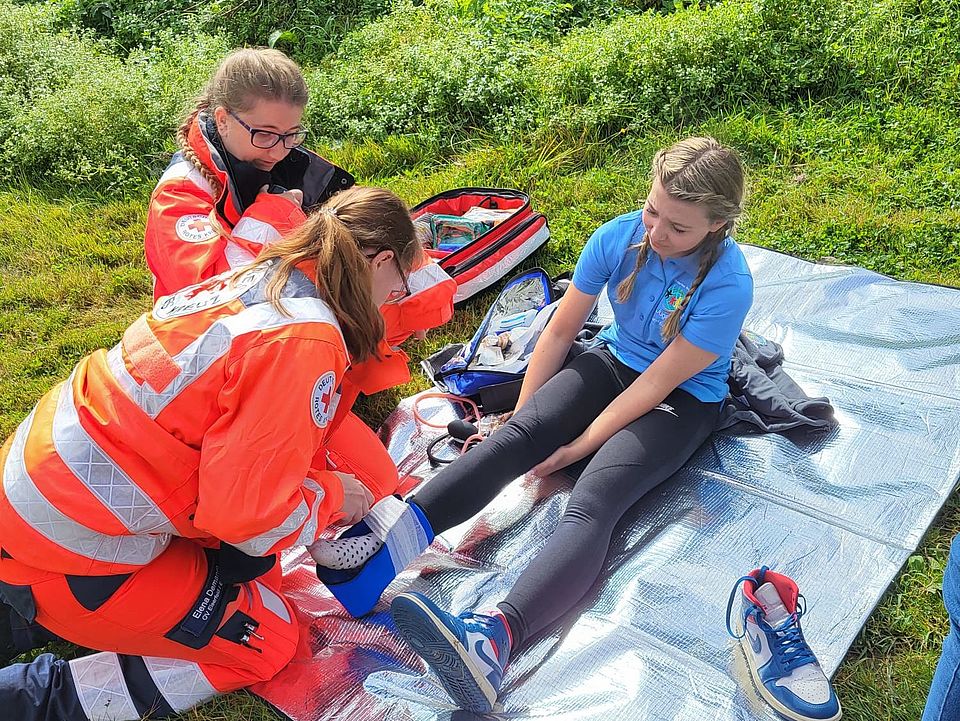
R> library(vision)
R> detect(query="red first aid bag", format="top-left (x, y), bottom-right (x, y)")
top-left (411, 187), bottom-right (550, 304)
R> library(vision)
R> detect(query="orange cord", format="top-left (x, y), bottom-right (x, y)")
top-left (413, 392), bottom-right (485, 457)
top-left (459, 434), bottom-right (485, 454)
top-left (412, 392), bottom-right (480, 429)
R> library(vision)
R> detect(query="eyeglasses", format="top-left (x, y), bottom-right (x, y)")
top-left (364, 248), bottom-right (412, 304)
top-left (227, 109), bottom-right (308, 149)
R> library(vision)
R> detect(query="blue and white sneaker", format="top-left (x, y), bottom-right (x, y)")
top-left (391, 592), bottom-right (511, 712)
top-left (726, 567), bottom-right (841, 721)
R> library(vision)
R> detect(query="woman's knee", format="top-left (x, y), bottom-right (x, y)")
top-left (561, 487), bottom-right (621, 532)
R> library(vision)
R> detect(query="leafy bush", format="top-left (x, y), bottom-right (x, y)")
top-left (2, 0), bottom-right (958, 193)
top-left (54, 0), bottom-right (202, 50)
top-left (52, 0), bottom-right (393, 59)
top-left (304, 2), bottom-right (541, 140)
top-left (838, 0), bottom-right (960, 103)
top-left (0, 2), bottom-right (227, 192)
top-left (304, 0), bottom-right (860, 140)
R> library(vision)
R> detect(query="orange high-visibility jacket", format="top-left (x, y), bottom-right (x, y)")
top-left (0, 262), bottom-right (353, 584)
top-left (144, 115), bottom-right (314, 300)
top-left (144, 114), bottom-right (457, 397)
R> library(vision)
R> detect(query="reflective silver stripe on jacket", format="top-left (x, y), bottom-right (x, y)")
top-left (230, 477), bottom-right (325, 557)
top-left (406, 262), bottom-right (453, 296)
top-left (52, 372), bottom-right (177, 535)
top-left (143, 657), bottom-right (219, 713)
top-left (224, 240), bottom-right (256, 269)
top-left (157, 157), bottom-right (214, 198)
top-left (232, 216), bottom-right (280, 246)
top-left (2, 407), bottom-right (170, 566)
top-left (69, 653), bottom-right (140, 721)
top-left (107, 296), bottom-right (343, 419)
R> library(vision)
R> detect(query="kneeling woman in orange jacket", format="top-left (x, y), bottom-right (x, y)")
top-left (146, 47), bottom-right (457, 485)
top-left (0, 186), bottom-right (418, 720)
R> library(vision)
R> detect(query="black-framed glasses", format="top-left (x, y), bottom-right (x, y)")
top-left (227, 109), bottom-right (308, 149)
top-left (364, 248), bottom-right (412, 304)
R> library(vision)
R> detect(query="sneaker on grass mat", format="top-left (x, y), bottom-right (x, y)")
top-left (726, 566), bottom-right (841, 721)
top-left (391, 592), bottom-right (511, 713)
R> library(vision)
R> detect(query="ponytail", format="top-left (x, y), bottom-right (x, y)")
top-left (248, 187), bottom-right (418, 362)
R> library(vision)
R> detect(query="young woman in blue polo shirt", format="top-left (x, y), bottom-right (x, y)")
top-left (317, 136), bottom-right (752, 712)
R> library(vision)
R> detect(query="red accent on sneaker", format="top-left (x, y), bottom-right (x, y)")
top-left (763, 570), bottom-right (800, 614)
top-left (492, 610), bottom-right (513, 651)
top-left (742, 568), bottom-right (801, 615)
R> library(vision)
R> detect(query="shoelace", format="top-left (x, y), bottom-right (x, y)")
top-left (725, 571), bottom-right (763, 639)
top-left (755, 605), bottom-right (817, 672)
top-left (724, 570), bottom-right (817, 672)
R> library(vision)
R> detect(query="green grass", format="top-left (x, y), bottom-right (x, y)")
top-left (2, 0), bottom-right (960, 714)
top-left (1, 93), bottom-right (959, 719)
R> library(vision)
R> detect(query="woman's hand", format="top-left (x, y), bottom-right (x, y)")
top-left (335, 471), bottom-right (374, 525)
top-left (258, 184), bottom-right (303, 208)
top-left (532, 440), bottom-right (590, 477)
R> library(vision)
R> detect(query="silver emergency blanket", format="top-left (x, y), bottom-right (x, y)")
top-left (253, 245), bottom-right (960, 721)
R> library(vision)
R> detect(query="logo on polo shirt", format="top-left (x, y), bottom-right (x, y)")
top-left (655, 281), bottom-right (690, 323)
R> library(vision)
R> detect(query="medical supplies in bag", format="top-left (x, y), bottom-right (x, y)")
top-left (424, 269), bottom-right (556, 398)
top-left (422, 268), bottom-right (605, 412)
top-left (411, 188), bottom-right (550, 304)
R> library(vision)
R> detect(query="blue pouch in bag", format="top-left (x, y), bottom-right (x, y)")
top-left (425, 268), bottom-right (559, 399)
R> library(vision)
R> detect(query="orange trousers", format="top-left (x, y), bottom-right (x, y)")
top-left (6, 412), bottom-right (397, 720)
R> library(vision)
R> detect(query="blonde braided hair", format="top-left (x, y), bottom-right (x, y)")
top-left (176, 108), bottom-right (222, 197)
top-left (616, 137), bottom-right (745, 343)
top-left (176, 48), bottom-right (309, 200)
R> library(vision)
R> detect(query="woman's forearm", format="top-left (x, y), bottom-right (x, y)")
top-left (572, 335), bottom-right (718, 455)
top-left (575, 378), bottom-right (663, 454)
top-left (515, 329), bottom-right (574, 410)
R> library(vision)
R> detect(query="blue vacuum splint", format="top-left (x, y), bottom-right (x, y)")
top-left (316, 499), bottom-right (434, 617)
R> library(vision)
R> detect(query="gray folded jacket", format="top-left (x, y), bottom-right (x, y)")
top-left (718, 330), bottom-right (837, 433)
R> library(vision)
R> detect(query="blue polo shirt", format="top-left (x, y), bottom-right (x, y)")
top-left (572, 210), bottom-right (753, 402)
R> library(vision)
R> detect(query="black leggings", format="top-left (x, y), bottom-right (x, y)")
top-left (411, 346), bottom-right (720, 649)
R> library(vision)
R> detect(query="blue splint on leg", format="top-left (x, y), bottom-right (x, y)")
top-left (316, 498), bottom-right (434, 617)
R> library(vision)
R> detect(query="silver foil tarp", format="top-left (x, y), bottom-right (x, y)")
top-left (252, 246), bottom-right (960, 721)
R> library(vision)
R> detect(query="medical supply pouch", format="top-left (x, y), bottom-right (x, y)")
top-left (411, 188), bottom-right (550, 304)
top-left (422, 268), bottom-right (563, 407)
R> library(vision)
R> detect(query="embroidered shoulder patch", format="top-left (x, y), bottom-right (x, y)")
top-left (175, 214), bottom-right (218, 243)
top-left (153, 267), bottom-right (266, 320)
top-left (311, 371), bottom-right (340, 428)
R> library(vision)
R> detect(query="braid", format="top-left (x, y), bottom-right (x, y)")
top-left (660, 229), bottom-right (725, 343)
top-left (615, 232), bottom-right (652, 304)
top-left (176, 107), bottom-right (222, 198)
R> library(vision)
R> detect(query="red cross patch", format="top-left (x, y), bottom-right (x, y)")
top-left (175, 214), bottom-right (218, 243)
top-left (311, 372), bottom-right (339, 428)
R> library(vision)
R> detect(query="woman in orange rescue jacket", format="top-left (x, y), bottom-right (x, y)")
top-left (145, 46), bottom-right (456, 502)
top-left (0, 186), bottom-right (419, 720)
